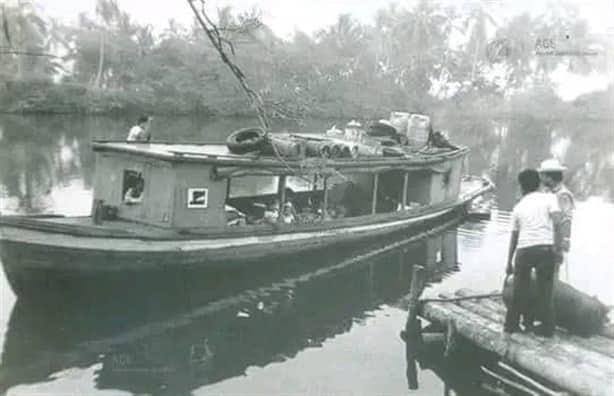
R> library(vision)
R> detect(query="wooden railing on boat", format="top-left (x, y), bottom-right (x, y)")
top-left (0, 181), bottom-right (492, 241)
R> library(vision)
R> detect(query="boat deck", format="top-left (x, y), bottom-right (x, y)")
top-left (418, 288), bottom-right (614, 396)
top-left (43, 216), bottom-right (178, 238)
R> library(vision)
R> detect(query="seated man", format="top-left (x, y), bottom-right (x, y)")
top-left (263, 199), bottom-right (280, 224)
top-left (124, 179), bottom-right (144, 205)
top-left (281, 202), bottom-right (296, 224)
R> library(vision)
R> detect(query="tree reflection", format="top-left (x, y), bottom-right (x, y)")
top-left (0, 115), bottom-right (90, 213)
top-left (0, 226), bottom-right (461, 394)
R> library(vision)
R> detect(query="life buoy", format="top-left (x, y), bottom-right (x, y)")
top-left (226, 127), bottom-right (267, 154)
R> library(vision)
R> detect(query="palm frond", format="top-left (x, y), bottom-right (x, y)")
top-left (2, 5), bottom-right (11, 47)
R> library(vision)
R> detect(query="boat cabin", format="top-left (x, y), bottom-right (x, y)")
top-left (91, 140), bottom-right (467, 230)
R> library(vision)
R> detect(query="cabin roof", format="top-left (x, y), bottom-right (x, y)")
top-left (94, 141), bottom-right (241, 160)
top-left (92, 140), bottom-right (468, 175)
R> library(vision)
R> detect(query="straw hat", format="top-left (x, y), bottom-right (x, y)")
top-left (538, 158), bottom-right (567, 172)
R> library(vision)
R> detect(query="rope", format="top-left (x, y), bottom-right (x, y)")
top-left (421, 293), bottom-right (502, 304)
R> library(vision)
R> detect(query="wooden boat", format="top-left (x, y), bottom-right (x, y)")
top-left (0, 135), bottom-right (492, 297)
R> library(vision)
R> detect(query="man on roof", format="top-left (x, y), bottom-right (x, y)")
top-left (127, 115), bottom-right (152, 142)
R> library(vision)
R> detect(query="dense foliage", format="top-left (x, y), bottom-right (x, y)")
top-left (0, 0), bottom-right (611, 119)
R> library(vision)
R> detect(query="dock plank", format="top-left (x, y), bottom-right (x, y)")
top-left (451, 290), bottom-right (614, 359)
top-left (440, 293), bottom-right (614, 372)
top-left (420, 294), bottom-right (614, 396)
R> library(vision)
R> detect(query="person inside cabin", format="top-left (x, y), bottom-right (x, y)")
top-left (127, 115), bottom-right (152, 142)
top-left (124, 176), bottom-right (144, 204)
top-left (504, 169), bottom-right (562, 337)
top-left (263, 199), bottom-right (280, 224)
top-left (538, 158), bottom-right (574, 280)
top-left (284, 188), bottom-right (299, 218)
top-left (281, 202), bottom-right (296, 224)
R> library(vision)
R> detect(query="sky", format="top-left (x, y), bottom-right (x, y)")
top-left (38, 0), bottom-right (614, 38)
top-left (29, 0), bottom-right (614, 99)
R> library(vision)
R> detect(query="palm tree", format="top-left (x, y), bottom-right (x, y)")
top-left (1, 0), bottom-right (51, 79)
top-left (93, 0), bottom-right (121, 88)
top-left (463, 4), bottom-right (497, 81)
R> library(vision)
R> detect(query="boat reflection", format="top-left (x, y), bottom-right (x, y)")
top-left (0, 219), bottom-right (475, 394)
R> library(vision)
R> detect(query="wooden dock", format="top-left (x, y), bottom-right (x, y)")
top-left (415, 288), bottom-right (614, 396)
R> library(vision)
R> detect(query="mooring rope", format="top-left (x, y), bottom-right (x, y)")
top-left (421, 293), bottom-right (502, 304)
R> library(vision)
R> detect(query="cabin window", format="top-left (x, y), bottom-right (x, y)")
top-left (122, 170), bottom-right (145, 205)
top-left (187, 188), bottom-right (209, 208)
top-left (228, 176), bottom-right (277, 198)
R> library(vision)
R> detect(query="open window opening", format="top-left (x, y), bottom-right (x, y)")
top-left (122, 170), bottom-right (145, 205)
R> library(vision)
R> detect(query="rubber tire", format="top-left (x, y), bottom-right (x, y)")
top-left (226, 127), bottom-right (266, 154)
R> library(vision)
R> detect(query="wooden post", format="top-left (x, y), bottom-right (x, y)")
top-left (404, 265), bottom-right (425, 390)
top-left (312, 174), bottom-right (318, 195)
top-left (402, 172), bottom-right (409, 208)
top-left (371, 173), bottom-right (379, 214)
top-left (278, 176), bottom-right (287, 204)
top-left (444, 318), bottom-right (457, 359)
top-left (322, 176), bottom-right (329, 219)
top-left (277, 176), bottom-right (287, 223)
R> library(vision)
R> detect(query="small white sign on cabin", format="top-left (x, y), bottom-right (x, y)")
top-left (187, 188), bottom-right (208, 208)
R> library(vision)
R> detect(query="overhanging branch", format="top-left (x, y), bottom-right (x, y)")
top-left (186, 0), bottom-right (269, 129)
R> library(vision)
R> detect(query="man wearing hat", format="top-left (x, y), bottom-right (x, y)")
top-left (538, 158), bottom-right (575, 279)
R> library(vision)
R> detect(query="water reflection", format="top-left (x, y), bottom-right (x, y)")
top-left (0, 115), bottom-right (93, 214)
top-left (0, 223), bottom-right (471, 395)
top-left (1, 113), bottom-right (613, 394)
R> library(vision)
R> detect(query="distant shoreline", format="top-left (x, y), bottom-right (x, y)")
top-left (0, 80), bottom-right (612, 121)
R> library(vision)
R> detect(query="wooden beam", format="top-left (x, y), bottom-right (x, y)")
top-left (481, 366), bottom-right (540, 396)
top-left (497, 362), bottom-right (569, 396)
top-left (402, 172), bottom-right (409, 208)
top-left (371, 173), bottom-right (379, 214)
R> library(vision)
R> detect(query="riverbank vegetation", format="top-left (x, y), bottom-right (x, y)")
top-left (0, 1), bottom-right (612, 120)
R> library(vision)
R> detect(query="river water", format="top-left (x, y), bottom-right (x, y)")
top-left (0, 114), bottom-right (613, 395)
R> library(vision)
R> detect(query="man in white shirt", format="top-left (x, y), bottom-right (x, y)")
top-left (504, 169), bottom-right (562, 337)
top-left (127, 115), bottom-right (152, 142)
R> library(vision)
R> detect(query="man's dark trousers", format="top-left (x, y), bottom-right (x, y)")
top-left (504, 245), bottom-right (556, 334)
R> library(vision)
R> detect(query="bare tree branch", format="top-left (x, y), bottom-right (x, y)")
top-left (0, 48), bottom-right (62, 58)
top-left (187, 0), bottom-right (270, 129)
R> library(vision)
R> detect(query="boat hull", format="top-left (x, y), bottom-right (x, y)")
top-left (0, 181), bottom-right (492, 299)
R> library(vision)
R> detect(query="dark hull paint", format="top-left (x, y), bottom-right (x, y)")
top-left (0, 210), bottom-right (464, 300)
